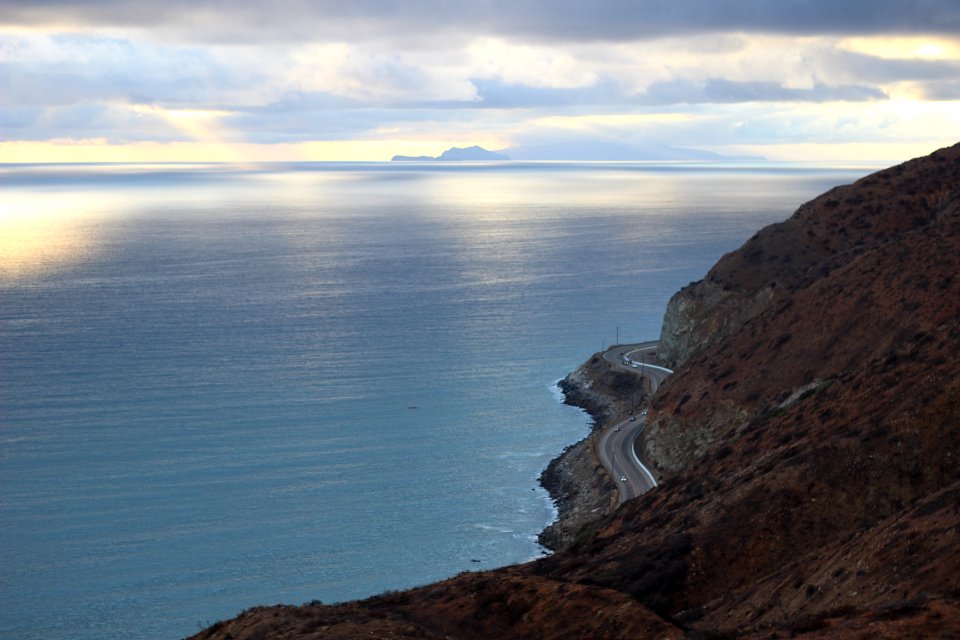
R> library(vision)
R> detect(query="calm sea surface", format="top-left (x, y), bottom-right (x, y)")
top-left (0, 162), bottom-right (869, 639)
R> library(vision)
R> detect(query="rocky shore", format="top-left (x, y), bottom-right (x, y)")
top-left (538, 351), bottom-right (652, 549)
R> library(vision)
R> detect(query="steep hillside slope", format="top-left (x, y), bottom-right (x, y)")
top-left (191, 143), bottom-right (960, 639)
top-left (537, 142), bottom-right (960, 636)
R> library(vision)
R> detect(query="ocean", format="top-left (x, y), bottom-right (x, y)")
top-left (0, 161), bottom-right (870, 639)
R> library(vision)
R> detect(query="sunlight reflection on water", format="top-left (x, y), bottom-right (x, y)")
top-left (0, 161), bottom-right (872, 640)
top-left (0, 192), bottom-right (110, 281)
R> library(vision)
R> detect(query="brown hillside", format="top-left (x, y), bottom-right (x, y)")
top-left (538, 142), bottom-right (960, 635)
top-left (190, 143), bottom-right (960, 639)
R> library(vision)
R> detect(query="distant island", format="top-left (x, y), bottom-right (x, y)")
top-left (393, 142), bottom-right (762, 162)
top-left (392, 145), bottom-right (510, 161)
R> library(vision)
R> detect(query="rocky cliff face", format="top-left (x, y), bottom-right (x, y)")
top-left (658, 279), bottom-right (775, 370)
top-left (660, 143), bottom-right (960, 369)
top-left (191, 143), bottom-right (960, 640)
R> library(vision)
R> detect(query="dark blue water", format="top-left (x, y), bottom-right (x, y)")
top-left (0, 162), bottom-right (869, 639)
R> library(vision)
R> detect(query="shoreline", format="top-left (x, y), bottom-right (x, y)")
top-left (537, 348), bottom-right (652, 550)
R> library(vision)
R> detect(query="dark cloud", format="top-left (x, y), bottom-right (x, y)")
top-left (5, 0), bottom-right (960, 43)
top-left (637, 78), bottom-right (887, 104)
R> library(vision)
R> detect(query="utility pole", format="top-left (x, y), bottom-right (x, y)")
top-left (616, 326), bottom-right (619, 345)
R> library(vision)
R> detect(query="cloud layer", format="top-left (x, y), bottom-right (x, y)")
top-left (7, 0), bottom-right (960, 43)
top-left (2, 1), bottom-right (959, 161)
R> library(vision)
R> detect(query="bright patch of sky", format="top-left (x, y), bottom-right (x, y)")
top-left (2, 1), bottom-right (959, 162)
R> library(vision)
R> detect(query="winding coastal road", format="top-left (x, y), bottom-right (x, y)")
top-left (596, 342), bottom-right (673, 505)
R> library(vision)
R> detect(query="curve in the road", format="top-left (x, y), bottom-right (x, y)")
top-left (596, 342), bottom-right (673, 505)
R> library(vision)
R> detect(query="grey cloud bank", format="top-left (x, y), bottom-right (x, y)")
top-left (6, 0), bottom-right (960, 43)
top-left (4, 0), bottom-right (959, 161)
top-left (637, 79), bottom-right (888, 105)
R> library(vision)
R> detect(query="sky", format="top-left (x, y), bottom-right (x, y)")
top-left (2, 0), bottom-right (959, 163)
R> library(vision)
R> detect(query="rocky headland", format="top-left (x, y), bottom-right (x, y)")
top-left (539, 352), bottom-right (654, 550)
top-left (190, 143), bottom-right (960, 639)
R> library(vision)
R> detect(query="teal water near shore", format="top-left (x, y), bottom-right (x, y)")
top-left (0, 162), bottom-right (869, 639)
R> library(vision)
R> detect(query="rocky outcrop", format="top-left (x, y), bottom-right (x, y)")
top-left (539, 353), bottom-right (648, 549)
top-left (556, 353), bottom-right (646, 424)
top-left (658, 280), bottom-right (774, 369)
top-left (537, 438), bottom-right (612, 550)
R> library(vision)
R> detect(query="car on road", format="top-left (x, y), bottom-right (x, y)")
top-left (629, 416), bottom-right (636, 421)
top-left (620, 476), bottom-right (627, 482)
top-left (641, 410), bottom-right (647, 416)
top-left (614, 427), bottom-right (620, 432)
